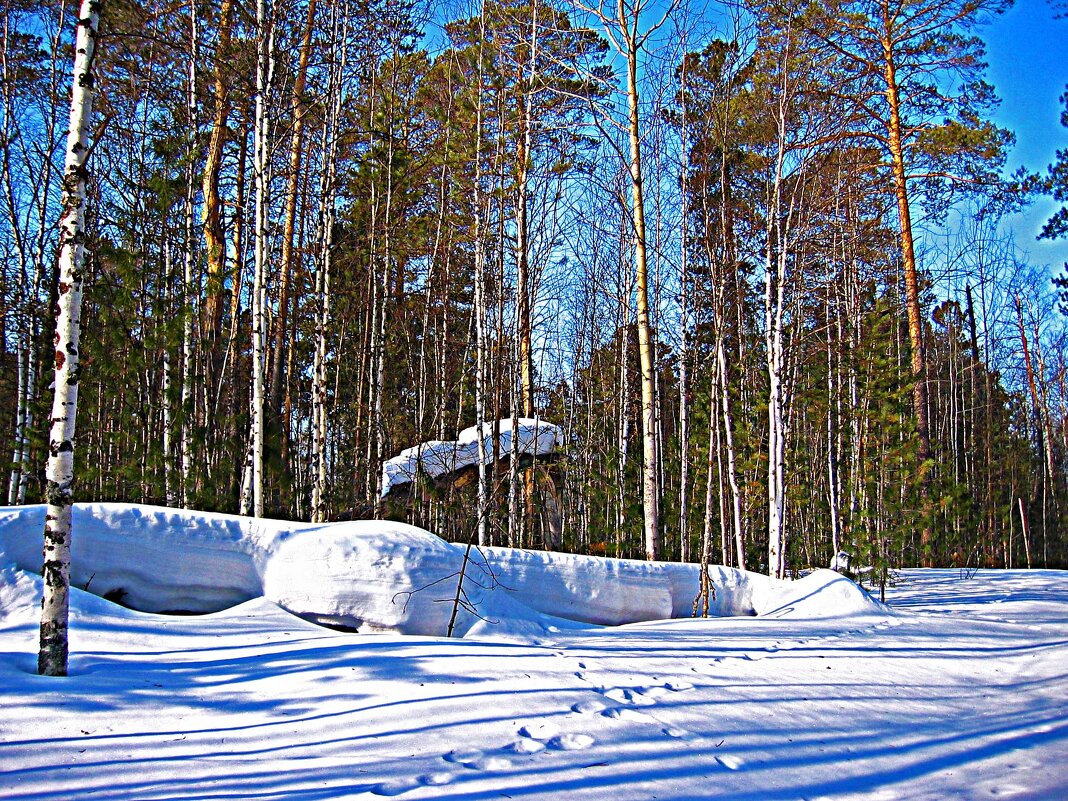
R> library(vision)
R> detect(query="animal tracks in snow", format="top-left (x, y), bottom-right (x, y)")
top-left (370, 771), bottom-right (459, 796)
top-left (399, 715), bottom-right (599, 794)
top-left (547, 733), bottom-right (596, 751)
top-left (568, 672), bottom-right (701, 740)
top-left (374, 623), bottom-right (900, 797)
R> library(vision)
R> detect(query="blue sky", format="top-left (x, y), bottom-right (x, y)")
top-left (985, 0), bottom-right (1068, 273)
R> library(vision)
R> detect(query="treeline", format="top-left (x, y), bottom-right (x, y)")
top-left (2, 0), bottom-right (1067, 576)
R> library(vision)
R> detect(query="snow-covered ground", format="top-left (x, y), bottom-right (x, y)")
top-left (1, 506), bottom-right (1066, 800)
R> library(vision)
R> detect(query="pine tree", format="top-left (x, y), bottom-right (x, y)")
top-left (805, 0), bottom-right (1015, 563)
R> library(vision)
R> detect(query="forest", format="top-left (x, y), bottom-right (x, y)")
top-left (3, 0), bottom-right (1068, 580)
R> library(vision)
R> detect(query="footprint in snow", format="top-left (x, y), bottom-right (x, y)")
top-left (601, 707), bottom-right (658, 724)
top-left (721, 653), bottom-right (759, 664)
top-left (665, 680), bottom-right (694, 692)
top-left (601, 686), bottom-right (658, 706)
top-left (418, 772), bottom-right (456, 787)
top-left (370, 778), bottom-right (420, 796)
top-left (442, 749), bottom-right (513, 771)
top-left (571, 699), bottom-right (608, 715)
top-left (443, 748), bottom-right (512, 771)
top-left (519, 721), bottom-right (562, 740)
top-left (716, 754), bottom-right (744, 770)
top-left (443, 748), bottom-right (481, 765)
top-left (508, 738), bottom-right (546, 754)
top-left (662, 726), bottom-right (696, 740)
top-left (516, 719), bottom-right (596, 752)
top-left (547, 733), bottom-right (595, 751)
top-left (469, 755), bottom-right (514, 771)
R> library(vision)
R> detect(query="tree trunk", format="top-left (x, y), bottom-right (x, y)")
top-left (473, 10), bottom-right (490, 546)
top-left (180, 0), bottom-right (198, 508)
top-left (311, 11), bottom-right (343, 520)
top-left (201, 0), bottom-right (235, 344)
top-left (269, 0), bottom-right (317, 421)
top-left (625, 31), bottom-right (659, 561)
top-left (882, 34), bottom-right (933, 562)
top-left (39, 0), bottom-right (102, 678)
top-left (248, 0), bottom-right (274, 518)
top-left (678, 57), bottom-right (691, 562)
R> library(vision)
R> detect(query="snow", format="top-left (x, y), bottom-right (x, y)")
top-left (380, 418), bottom-right (564, 497)
top-left (0, 503), bottom-right (290, 612)
top-left (1, 504), bottom-right (1067, 800)
top-left (1, 504), bottom-right (798, 634)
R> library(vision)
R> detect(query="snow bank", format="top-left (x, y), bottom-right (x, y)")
top-left (0, 503), bottom-right (884, 639)
top-left (0, 503), bottom-right (294, 613)
top-left (263, 521), bottom-right (779, 634)
top-left (481, 548), bottom-right (765, 624)
top-left (0, 561), bottom-right (146, 626)
top-left (756, 569), bottom-right (887, 618)
top-left (381, 418), bottom-right (564, 497)
top-left (262, 520), bottom-right (470, 635)
top-left (0, 563), bottom-right (41, 623)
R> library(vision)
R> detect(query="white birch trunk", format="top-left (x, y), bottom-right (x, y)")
top-left (624, 27), bottom-right (660, 561)
top-left (180, 0), bottom-right (198, 508)
top-left (38, 0), bottom-right (102, 677)
top-left (677, 59), bottom-right (691, 562)
top-left (473, 10), bottom-right (490, 546)
top-left (310, 0), bottom-right (345, 523)
top-left (765, 74), bottom-right (794, 580)
top-left (717, 339), bottom-right (745, 569)
top-left (249, 0), bottom-right (274, 518)
top-left (162, 237), bottom-right (177, 506)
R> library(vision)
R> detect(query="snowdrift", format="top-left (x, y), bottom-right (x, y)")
top-left (0, 503), bottom-right (885, 638)
top-left (0, 503), bottom-right (289, 613)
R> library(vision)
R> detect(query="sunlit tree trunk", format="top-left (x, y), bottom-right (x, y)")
top-left (248, 0), bottom-right (275, 517)
top-left (677, 56), bottom-right (691, 562)
top-left (180, 0), bottom-right (199, 507)
top-left (623, 24), bottom-right (659, 561)
top-left (881, 25), bottom-right (933, 563)
top-left (201, 0), bottom-right (234, 345)
top-left (473, 9), bottom-right (490, 546)
top-left (311, 1), bottom-right (345, 523)
top-left (38, 0), bottom-right (102, 678)
top-left (163, 237), bottom-right (177, 506)
top-left (270, 0), bottom-right (318, 425)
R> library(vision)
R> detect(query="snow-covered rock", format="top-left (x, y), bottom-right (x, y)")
top-left (381, 418), bottom-right (564, 497)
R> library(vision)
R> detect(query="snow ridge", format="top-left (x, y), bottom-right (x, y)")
top-left (0, 503), bottom-right (885, 639)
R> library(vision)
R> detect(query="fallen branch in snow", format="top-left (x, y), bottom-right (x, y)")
top-left (391, 516), bottom-right (511, 637)
top-left (692, 565), bottom-right (718, 618)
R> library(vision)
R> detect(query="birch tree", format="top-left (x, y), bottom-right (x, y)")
top-left (38, 0), bottom-right (102, 677)
top-left (201, 0), bottom-right (235, 346)
top-left (247, 0), bottom-right (276, 518)
top-left (569, 0), bottom-right (678, 560)
top-left (310, 0), bottom-right (346, 523)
